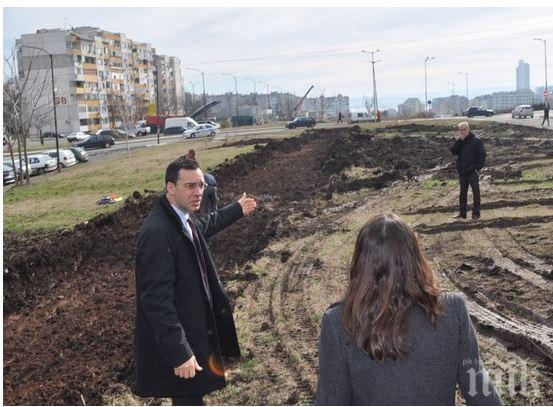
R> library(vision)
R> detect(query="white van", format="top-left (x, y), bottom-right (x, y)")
top-left (350, 111), bottom-right (373, 123)
top-left (164, 117), bottom-right (199, 132)
top-left (511, 105), bottom-right (534, 119)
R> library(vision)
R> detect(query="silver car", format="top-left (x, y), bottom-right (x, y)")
top-left (512, 105), bottom-right (534, 119)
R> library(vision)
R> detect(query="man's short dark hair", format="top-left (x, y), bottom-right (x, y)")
top-left (165, 157), bottom-right (201, 185)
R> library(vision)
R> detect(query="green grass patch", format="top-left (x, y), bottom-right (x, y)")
top-left (419, 178), bottom-right (457, 189)
top-left (3, 142), bottom-right (256, 233)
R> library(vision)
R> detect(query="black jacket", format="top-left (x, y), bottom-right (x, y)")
top-left (134, 194), bottom-right (243, 397)
top-left (450, 132), bottom-right (486, 175)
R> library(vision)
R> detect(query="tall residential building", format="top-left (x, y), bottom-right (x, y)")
top-left (516, 60), bottom-right (530, 90)
top-left (155, 55), bottom-right (184, 116)
top-left (16, 27), bottom-right (180, 135)
top-left (397, 98), bottom-right (424, 117)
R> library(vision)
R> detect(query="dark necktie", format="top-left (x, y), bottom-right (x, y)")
top-left (187, 219), bottom-right (213, 307)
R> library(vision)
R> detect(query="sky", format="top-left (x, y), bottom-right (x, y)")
top-left (3, 4), bottom-right (553, 110)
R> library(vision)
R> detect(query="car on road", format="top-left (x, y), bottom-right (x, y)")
top-left (66, 131), bottom-right (90, 142)
top-left (126, 124), bottom-right (151, 136)
top-left (183, 124), bottom-right (219, 139)
top-left (28, 154), bottom-right (57, 175)
top-left (285, 116), bottom-right (317, 129)
top-left (97, 129), bottom-right (135, 139)
top-left (465, 106), bottom-right (495, 118)
top-left (3, 164), bottom-right (16, 185)
top-left (511, 105), bottom-right (534, 119)
top-left (69, 146), bottom-right (89, 163)
top-left (43, 149), bottom-right (77, 168)
top-left (76, 134), bottom-right (115, 149)
top-left (197, 120), bottom-right (221, 129)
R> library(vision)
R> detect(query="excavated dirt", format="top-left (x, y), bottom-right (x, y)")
top-left (4, 123), bottom-right (553, 405)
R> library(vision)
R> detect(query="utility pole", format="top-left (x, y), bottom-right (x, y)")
top-left (244, 77), bottom-right (257, 105)
top-left (424, 56), bottom-right (435, 112)
top-left (362, 49), bottom-right (380, 122)
top-left (221, 73), bottom-right (239, 116)
top-left (188, 80), bottom-right (198, 110)
top-left (446, 81), bottom-right (456, 95)
top-left (458, 71), bottom-right (469, 101)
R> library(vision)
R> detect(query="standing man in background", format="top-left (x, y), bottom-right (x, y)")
top-left (450, 122), bottom-right (486, 221)
top-left (542, 102), bottom-right (550, 127)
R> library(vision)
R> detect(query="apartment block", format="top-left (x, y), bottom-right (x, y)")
top-left (16, 27), bottom-right (181, 135)
top-left (155, 55), bottom-right (184, 116)
top-left (397, 98), bottom-right (424, 117)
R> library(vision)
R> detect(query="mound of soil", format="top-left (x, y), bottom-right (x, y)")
top-left (4, 123), bottom-right (551, 405)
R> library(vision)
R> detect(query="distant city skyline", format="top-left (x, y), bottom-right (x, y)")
top-left (4, 6), bottom-right (553, 111)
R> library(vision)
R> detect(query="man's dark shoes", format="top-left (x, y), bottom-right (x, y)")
top-left (471, 213), bottom-right (480, 221)
top-left (452, 213), bottom-right (467, 221)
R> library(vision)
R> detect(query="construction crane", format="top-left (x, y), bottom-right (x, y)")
top-left (290, 85), bottom-right (314, 119)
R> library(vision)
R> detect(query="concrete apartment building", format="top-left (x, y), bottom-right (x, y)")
top-left (155, 55), bottom-right (185, 116)
top-left (301, 94), bottom-right (350, 119)
top-left (516, 60), bottom-right (530, 90)
top-left (430, 95), bottom-right (468, 116)
top-left (16, 27), bottom-right (181, 135)
top-left (397, 98), bottom-right (424, 117)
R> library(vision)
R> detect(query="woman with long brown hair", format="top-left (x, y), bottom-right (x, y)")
top-left (315, 214), bottom-right (501, 405)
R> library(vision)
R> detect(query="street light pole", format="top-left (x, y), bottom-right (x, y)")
top-left (185, 67), bottom-right (207, 120)
top-left (533, 38), bottom-right (548, 100)
top-left (188, 80), bottom-right (198, 109)
top-left (424, 56), bottom-right (435, 112)
top-left (244, 77), bottom-right (257, 105)
top-left (19, 44), bottom-right (60, 172)
top-left (362, 49), bottom-right (380, 122)
top-left (258, 80), bottom-right (271, 109)
top-left (221, 73), bottom-right (239, 117)
top-left (458, 71), bottom-right (469, 102)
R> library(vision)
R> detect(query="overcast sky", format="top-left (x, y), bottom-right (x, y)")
top-left (3, 6), bottom-right (553, 110)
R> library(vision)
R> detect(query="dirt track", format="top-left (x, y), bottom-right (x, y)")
top-left (3, 123), bottom-right (553, 405)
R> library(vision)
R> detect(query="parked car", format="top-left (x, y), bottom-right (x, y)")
top-left (97, 129), bottom-right (135, 139)
top-left (197, 120), bottom-right (221, 129)
top-left (43, 149), bottom-right (77, 168)
top-left (164, 126), bottom-right (186, 135)
top-left (66, 131), bottom-right (90, 142)
top-left (285, 116), bottom-right (316, 129)
top-left (511, 105), bottom-right (534, 119)
top-left (126, 123), bottom-right (151, 136)
top-left (76, 134), bottom-right (115, 149)
top-left (69, 146), bottom-right (89, 163)
top-left (465, 106), bottom-right (495, 117)
top-left (42, 131), bottom-right (65, 139)
top-left (183, 124), bottom-right (219, 139)
top-left (3, 164), bottom-right (16, 185)
top-left (3, 158), bottom-right (32, 178)
top-left (27, 154), bottom-right (57, 175)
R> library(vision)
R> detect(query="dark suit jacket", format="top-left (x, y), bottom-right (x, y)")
top-left (450, 132), bottom-right (486, 175)
top-left (134, 194), bottom-right (242, 397)
top-left (315, 292), bottom-right (502, 405)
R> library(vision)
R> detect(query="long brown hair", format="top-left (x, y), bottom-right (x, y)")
top-left (342, 214), bottom-right (442, 362)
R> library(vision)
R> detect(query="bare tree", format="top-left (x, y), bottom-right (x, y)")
top-left (3, 46), bottom-right (53, 185)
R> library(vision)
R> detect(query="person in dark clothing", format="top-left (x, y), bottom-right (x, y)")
top-left (315, 214), bottom-right (501, 406)
top-left (450, 122), bottom-right (486, 220)
top-left (134, 157), bottom-right (257, 405)
top-left (337, 112), bottom-right (343, 124)
top-left (200, 173), bottom-right (218, 216)
top-left (543, 103), bottom-right (550, 127)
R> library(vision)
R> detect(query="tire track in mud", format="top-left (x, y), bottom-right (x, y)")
top-left (435, 258), bottom-right (553, 363)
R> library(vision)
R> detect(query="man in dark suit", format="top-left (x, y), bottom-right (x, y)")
top-left (134, 157), bottom-right (257, 405)
top-left (450, 122), bottom-right (486, 221)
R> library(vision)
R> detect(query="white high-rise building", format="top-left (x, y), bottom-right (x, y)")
top-left (516, 60), bottom-right (530, 90)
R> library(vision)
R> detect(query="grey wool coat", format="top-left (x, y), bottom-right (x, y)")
top-left (315, 292), bottom-right (502, 405)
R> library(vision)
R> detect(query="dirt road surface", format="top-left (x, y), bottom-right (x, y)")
top-left (4, 122), bottom-right (552, 405)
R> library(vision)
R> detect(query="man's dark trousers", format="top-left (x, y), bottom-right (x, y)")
top-left (172, 396), bottom-right (205, 406)
top-left (459, 170), bottom-right (481, 217)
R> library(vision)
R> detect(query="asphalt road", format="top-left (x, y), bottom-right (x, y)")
top-left (467, 110), bottom-right (551, 129)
